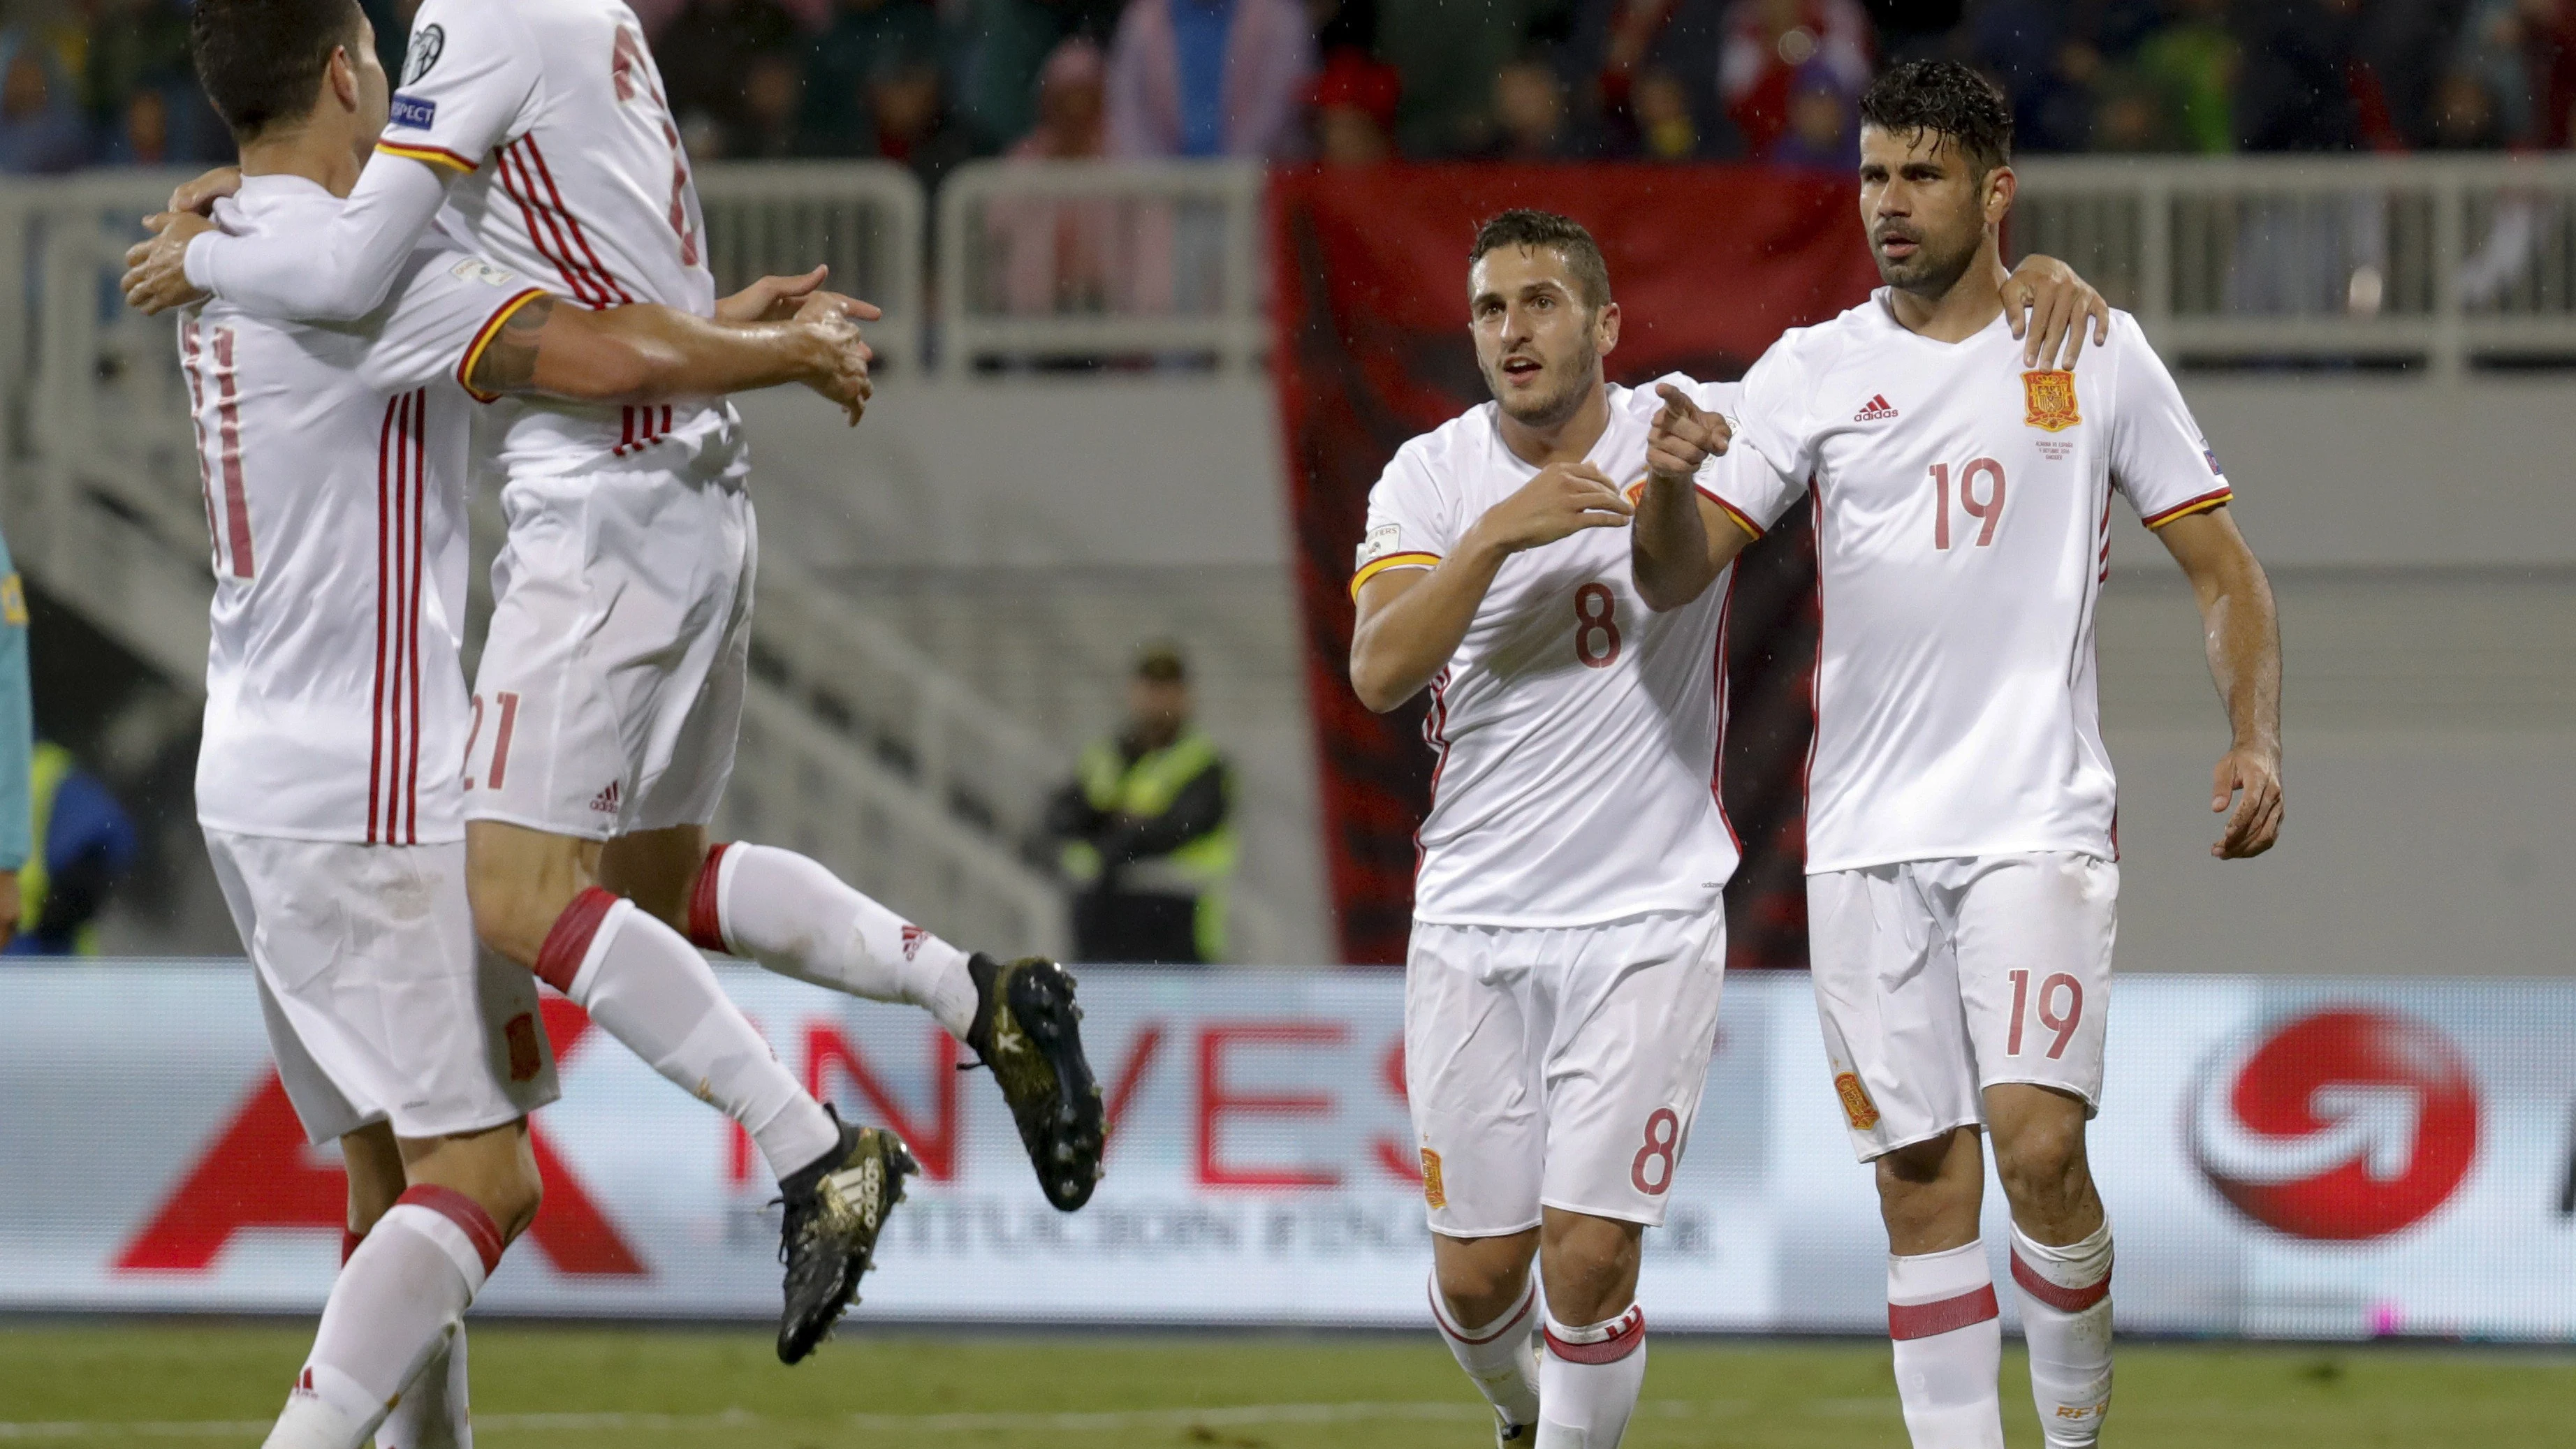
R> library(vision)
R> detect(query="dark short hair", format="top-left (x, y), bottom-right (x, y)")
top-left (1470, 209), bottom-right (1613, 311)
top-left (1859, 60), bottom-right (2014, 175)
top-left (1134, 642), bottom-right (1187, 684)
top-left (190, 0), bottom-right (369, 142)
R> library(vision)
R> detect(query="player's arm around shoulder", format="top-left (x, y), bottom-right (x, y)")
top-left (1632, 381), bottom-right (1756, 612)
top-left (1348, 455), bottom-right (1633, 713)
top-left (2154, 501), bottom-right (2283, 860)
top-left (464, 288), bottom-right (877, 422)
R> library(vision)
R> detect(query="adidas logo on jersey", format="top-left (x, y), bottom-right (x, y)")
top-left (590, 781), bottom-right (622, 815)
top-left (1853, 394), bottom-right (1898, 421)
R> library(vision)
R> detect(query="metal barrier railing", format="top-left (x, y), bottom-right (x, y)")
top-left (2012, 155), bottom-right (2576, 374)
top-left (934, 159), bottom-right (1267, 377)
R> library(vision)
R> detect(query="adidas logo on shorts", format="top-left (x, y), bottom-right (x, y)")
top-left (1853, 393), bottom-right (1898, 422)
top-left (590, 781), bottom-right (622, 815)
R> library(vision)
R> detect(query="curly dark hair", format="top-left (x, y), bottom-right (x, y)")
top-left (1470, 209), bottom-right (1613, 310)
top-left (1859, 60), bottom-right (2014, 175)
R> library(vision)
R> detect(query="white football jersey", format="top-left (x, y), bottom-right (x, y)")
top-left (186, 176), bottom-right (543, 845)
top-left (1710, 294), bottom-right (2232, 873)
top-left (1354, 377), bottom-right (1749, 928)
top-left (376, 0), bottom-right (733, 477)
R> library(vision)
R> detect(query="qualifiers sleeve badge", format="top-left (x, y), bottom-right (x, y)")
top-left (2021, 369), bottom-right (2081, 432)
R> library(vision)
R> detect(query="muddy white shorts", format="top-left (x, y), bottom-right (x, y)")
top-left (1806, 851), bottom-right (2116, 1161)
top-left (463, 448), bottom-right (756, 840)
top-left (1405, 907), bottom-right (1727, 1235)
top-left (205, 828), bottom-right (559, 1145)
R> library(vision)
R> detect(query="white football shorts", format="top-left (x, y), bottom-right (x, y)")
top-left (1806, 851), bottom-right (2116, 1161)
top-left (1405, 907), bottom-right (1727, 1235)
top-left (205, 828), bottom-right (559, 1145)
top-left (463, 448), bottom-right (755, 840)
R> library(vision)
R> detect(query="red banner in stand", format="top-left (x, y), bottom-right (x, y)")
top-left (1268, 165), bottom-right (1884, 965)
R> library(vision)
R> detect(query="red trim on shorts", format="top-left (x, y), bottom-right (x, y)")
top-left (1431, 1281), bottom-right (1535, 1346)
top-left (397, 1184), bottom-right (506, 1277)
top-left (2010, 1251), bottom-right (2111, 1314)
top-left (1888, 1284), bottom-right (2000, 1340)
top-left (688, 842), bottom-right (734, 953)
top-left (341, 1227), bottom-right (365, 1265)
top-left (1542, 1304), bottom-right (1646, 1365)
top-left (535, 886), bottom-right (622, 994)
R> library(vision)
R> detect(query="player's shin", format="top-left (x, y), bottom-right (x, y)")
top-left (1887, 1242), bottom-right (2006, 1449)
top-left (2009, 1220), bottom-right (2114, 1447)
top-left (537, 887), bottom-right (842, 1178)
top-left (1428, 1271), bottom-right (1542, 1434)
top-left (262, 1189), bottom-right (501, 1449)
top-left (687, 842), bottom-right (977, 1039)
top-left (374, 1329), bottom-right (470, 1449)
top-left (1536, 1304), bottom-right (1646, 1448)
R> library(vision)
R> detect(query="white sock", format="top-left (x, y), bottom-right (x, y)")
top-left (1428, 1272), bottom-right (1541, 1432)
top-left (1888, 1242), bottom-right (2005, 1449)
top-left (374, 1328), bottom-right (469, 1449)
top-left (689, 842), bottom-right (979, 1040)
top-left (536, 888), bottom-right (840, 1179)
top-left (263, 1189), bottom-right (499, 1449)
top-left (2010, 1221), bottom-right (2114, 1447)
top-left (1536, 1304), bottom-right (1646, 1448)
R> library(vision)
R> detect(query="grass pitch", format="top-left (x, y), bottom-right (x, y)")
top-left (0, 1322), bottom-right (2561, 1448)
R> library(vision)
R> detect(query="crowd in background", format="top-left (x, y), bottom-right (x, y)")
top-left (1, 0), bottom-right (2573, 179)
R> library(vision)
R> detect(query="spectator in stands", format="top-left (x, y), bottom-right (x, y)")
top-left (2234, 0), bottom-right (2367, 151)
top-left (1046, 643), bottom-right (1235, 966)
top-left (1377, 0), bottom-right (1542, 156)
top-left (956, 0), bottom-right (1128, 153)
top-left (1484, 54), bottom-right (1582, 158)
top-left (988, 40), bottom-right (1120, 314)
top-left (1104, 0), bottom-right (1317, 158)
top-left (2431, 66), bottom-right (2505, 147)
top-left (657, 0), bottom-right (803, 154)
top-left (801, 0), bottom-right (942, 156)
top-left (2132, 0), bottom-right (2237, 154)
top-left (0, 31), bottom-right (87, 174)
top-left (870, 52), bottom-right (974, 184)
top-left (3, 740), bottom-right (138, 956)
top-left (2451, 0), bottom-right (2546, 145)
top-left (1720, 0), bottom-right (1871, 159)
top-left (733, 50), bottom-right (807, 156)
top-left (0, 531), bottom-right (27, 951)
top-left (1308, 45), bottom-right (1401, 163)
top-left (1964, 0), bottom-right (2100, 152)
top-left (1629, 66), bottom-right (1705, 158)
top-left (1764, 54), bottom-right (1859, 166)
top-left (86, 0), bottom-right (209, 159)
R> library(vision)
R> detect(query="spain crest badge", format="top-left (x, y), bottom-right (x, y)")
top-left (2022, 369), bottom-right (2081, 432)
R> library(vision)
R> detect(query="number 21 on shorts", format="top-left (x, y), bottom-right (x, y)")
top-left (2007, 968), bottom-right (2083, 1059)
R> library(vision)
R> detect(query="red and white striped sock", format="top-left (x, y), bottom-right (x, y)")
top-left (1428, 1272), bottom-right (1540, 1432)
top-left (2010, 1221), bottom-right (2114, 1447)
top-left (1888, 1241), bottom-right (2005, 1449)
top-left (537, 887), bottom-right (841, 1179)
top-left (1536, 1303), bottom-right (1646, 1448)
top-left (261, 1188), bottom-right (502, 1449)
top-left (687, 842), bottom-right (978, 1040)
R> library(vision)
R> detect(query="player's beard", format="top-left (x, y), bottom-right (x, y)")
top-left (1873, 214), bottom-right (1981, 300)
top-left (1489, 337), bottom-right (1599, 432)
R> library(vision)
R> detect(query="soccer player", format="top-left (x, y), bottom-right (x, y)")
top-left (120, 0), bottom-right (1107, 1357)
top-left (1349, 211), bottom-right (2108, 1448)
top-left (174, 3), bottom-right (893, 1445)
top-left (1634, 62), bottom-right (2282, 1449)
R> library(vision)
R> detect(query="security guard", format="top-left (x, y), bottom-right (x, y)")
top-left (1047, 643), bottom-right (1235, 964)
